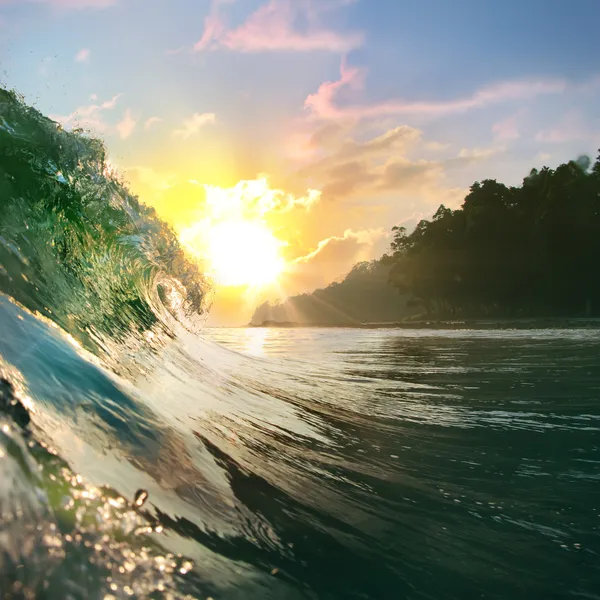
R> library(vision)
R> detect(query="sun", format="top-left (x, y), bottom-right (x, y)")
top-left (177, 177), bottom-right (312, 289)
top-left (205, 220), bottom-right (285, 287)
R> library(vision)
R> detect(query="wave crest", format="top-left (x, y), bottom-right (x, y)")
top-left (0, 88), bottom-right (210, 358)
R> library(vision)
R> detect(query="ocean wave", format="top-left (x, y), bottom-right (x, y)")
top-left (0, 88), bottom-right (209, 363)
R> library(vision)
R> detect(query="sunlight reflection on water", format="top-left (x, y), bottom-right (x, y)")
top-left (2, 311), bottom-right (600, 600)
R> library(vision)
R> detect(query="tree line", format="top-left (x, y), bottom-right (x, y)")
top-left (386, 152), bottom-right (600, 318)
top-left (252, 152), bottom-right (600, 326)
top-left (251, 260), bottom-right (409, 326)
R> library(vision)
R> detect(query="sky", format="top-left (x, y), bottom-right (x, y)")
top-left (1, 0), bottom-right (599, 324)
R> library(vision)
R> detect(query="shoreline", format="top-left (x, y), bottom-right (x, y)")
top-left (248, 318), bottom-right (600, 330)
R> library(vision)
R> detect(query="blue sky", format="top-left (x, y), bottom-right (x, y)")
top-left (1, 0), bottom-right (599, 322)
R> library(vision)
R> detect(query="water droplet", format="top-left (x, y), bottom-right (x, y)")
top-left (123, 560), bottom-right (136, 573)
top-left (133, 489), bottom-right (149, 507)
top-left (60, 496), bottom-right (74, 511)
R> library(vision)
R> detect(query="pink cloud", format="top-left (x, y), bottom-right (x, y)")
top-left (194, 12), bottom-right (225, 52)
top-left (306, 61), bottom-right (567, 120)
top-left (305, 59), bottom-right (363, 118)
top-left (194, 0), bottom-right (363, 53)
top-left (535, 111), bottom-right (593, 143)
top-left (492, 112), bottom-right (522, 141)
top-left (75, 48), bottom-right (90, 62)
top-left (0, 0), bottom-right (117, 7)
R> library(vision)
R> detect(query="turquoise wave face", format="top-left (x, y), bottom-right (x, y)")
top-left (0, 88), bottom-right (209, 358)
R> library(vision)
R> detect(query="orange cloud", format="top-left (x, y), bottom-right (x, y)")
top-left (194, 0), bottom-right (363, 53)
top-left (290, 119), bottom-right (498, 210)
top-left (295, 124), bottom-right (424, 198)
top-left (283, 228), bottom-right (387, 294)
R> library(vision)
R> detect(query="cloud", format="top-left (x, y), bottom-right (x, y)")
top-left (124, 165), bottom-right (177, 191)
top-left (0, 0), bottom-right (117, 8)
top-left (131, 174), bottom-right (321, 233)
top-left (296, 124), bottom-right (424, 199)
top-left (325, 151), bottom-right (482, 204)
top-left (339, 125), bottom-right (421, 160)
top-left (306, 60), bottom-right (567, 120)
top-left (292, 120), bottom-right (497, 211)
top-left (50, 93), bottom-right (122, 134)
top-left (294, 123), bottom-right (421, 177)
top-left (194, 0), bottom-right (227, 52)
top-left (307, 121), bottom-right (349, 149)
top-left (448, 145), bottom-right (506, 166)
top-left (378, 157), bottom-right (442, 192)
top-left (536, 152), bottom-right (553, 163)
top-left (177, 177), bottom-right (323, 280)
top-left (304, 59), bottom-right (362, 118)
top-left (535, 110), bottom-right (594, 143)
top-left (425, 141), bottom-right (451, 152)
top-left (144, 116), bottom-right (162, 130)
top-left (199, 177), bottom-right (321, 223)
top-left (492, 112), bottom-right (522, 142)
top-left (194, 0), bottom-right (363, 53)
top-left (75, 48), bottom-right (90, 62)
top-left (283, 227), bottom-right (387, 293)
top-left (295, 228), bottom-right (386, 264)
top-left (173, 112), bottom-right (216, 139)
top-left (116, 109), bottom-right (136, 139)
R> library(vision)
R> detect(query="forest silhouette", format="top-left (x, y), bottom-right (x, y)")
top-left (252, 152), bottom-right (600, 325)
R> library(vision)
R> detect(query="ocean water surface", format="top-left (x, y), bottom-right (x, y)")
top-left (2, 312), bottom-right (599, 599)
